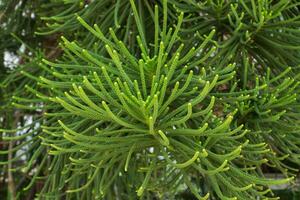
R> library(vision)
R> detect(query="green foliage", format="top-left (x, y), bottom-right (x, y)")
top-left (1, 0), bottom-right (300, 199)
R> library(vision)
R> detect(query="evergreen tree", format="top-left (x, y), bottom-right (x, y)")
top-left (1, 0), bottom-right (300, 199)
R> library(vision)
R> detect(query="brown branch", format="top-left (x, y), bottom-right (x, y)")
top-left (7, 110), bottom-right (20, 200)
